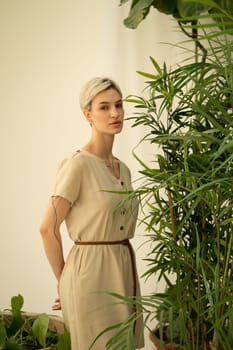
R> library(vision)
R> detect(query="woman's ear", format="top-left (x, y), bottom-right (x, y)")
top-left (83, 109), bottom-right (92, 124)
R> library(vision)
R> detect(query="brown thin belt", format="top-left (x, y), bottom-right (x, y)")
top-left (75, 238), bottom-right (130, 246)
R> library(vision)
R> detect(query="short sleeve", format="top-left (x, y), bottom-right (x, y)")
top-left (52, 155), bottom-right (82, 205)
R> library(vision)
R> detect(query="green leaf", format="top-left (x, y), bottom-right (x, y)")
top-left (57, 329), bottom-right (71, 350)
top-left (0, 324), bottom-right (7, 346)
top-left (7, 314), bottom-right (24, 338)
top-left (152, 0), bottom-right (178, 15)
top-left (182, 0), bottom-right (220, 8)
top-left (149, 56), bottom-right (163, 75)
top-left (11, 295), bottom-right (24, 314)
top-left (31, 313), bottom-right (49, 348)
top-left (123, 0), bottom-right (154, 29)
top-left (119, 0), bottom-right (129, 4)
top-left (4, 295), bottom-right (24, 338)
top-left (136, 70), bottom-right (159, 79)
top-left (177, 0), bottom-right (208, 17)
top-left (5, 338), bottom-right (23, 350)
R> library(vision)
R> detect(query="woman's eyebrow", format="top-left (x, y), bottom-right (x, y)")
top-left (98, 99), bottom-right (122, 105)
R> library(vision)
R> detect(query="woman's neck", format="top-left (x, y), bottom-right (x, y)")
top-left (82, 136), bottom-right (115, 163)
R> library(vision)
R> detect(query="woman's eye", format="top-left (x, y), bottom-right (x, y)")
top-left (100, 105), bottom-right (108, 110)
top-left (116, 103), bottom-right (123, 109)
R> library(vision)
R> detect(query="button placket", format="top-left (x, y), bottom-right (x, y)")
top-left (119, 178), bottom-right (127, 231)
top-left (121, 208), bottom-right (126, 216)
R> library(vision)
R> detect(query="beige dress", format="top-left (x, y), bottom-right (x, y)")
top-left (52, 150), bottom-right (144, 350)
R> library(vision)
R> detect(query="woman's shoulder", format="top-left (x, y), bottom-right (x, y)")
top-left (57, 150), bottom-right (88, 172)
top-left (118, 158), bottom-right (131, 177)
top-left (62, 149), bottom-right (89, 162)
top-left (118, 158), bottom-right (129, 169)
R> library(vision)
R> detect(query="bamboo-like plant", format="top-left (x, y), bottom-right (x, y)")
top-left (97, 1), bottom-right (233, 349)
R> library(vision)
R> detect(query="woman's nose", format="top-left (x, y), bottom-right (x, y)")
top-left (110, 107), bottom-right (119, 117)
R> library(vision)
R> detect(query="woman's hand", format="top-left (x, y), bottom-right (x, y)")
top-left (52, 297), bottom-right (61, 310)
top-left (52, 279), bottom-right (62, 311)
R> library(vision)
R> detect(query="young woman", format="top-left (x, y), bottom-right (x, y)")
top-left (40, 77), bottom-right (144, 349)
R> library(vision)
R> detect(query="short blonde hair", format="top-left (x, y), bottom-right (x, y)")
top-left (79, 77), bottom-right (122, 111)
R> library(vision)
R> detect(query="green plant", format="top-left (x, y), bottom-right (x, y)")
top-left (100, 0), bottom-right (233, 349)
top-left (119, 0), bottom-right (233, 29)
top-left (0, 295), bottom-right (71, 350)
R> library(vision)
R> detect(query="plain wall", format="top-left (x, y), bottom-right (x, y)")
top-left (0, 1), bottom-right (185, 348)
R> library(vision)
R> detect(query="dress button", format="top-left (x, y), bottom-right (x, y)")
top-left (120, 226), bottom-right (124, 230)
top-left (121, 181), bottom-right (124, 186)
top-left (121, 209), bottom-right (126, 215)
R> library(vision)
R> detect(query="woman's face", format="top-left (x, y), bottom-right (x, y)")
top-left (84, 88), bottom-right (124, 135)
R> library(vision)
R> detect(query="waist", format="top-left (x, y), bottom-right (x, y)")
top-left (75, 239), bottom-right (130, 246)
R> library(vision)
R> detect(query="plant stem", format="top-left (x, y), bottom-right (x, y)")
top-left (178, 21), bottom-right (207, 62)
top-left (167, 189), bottom-right (176, 239)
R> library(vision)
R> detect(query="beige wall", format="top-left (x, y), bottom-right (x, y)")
top-left (0, 1), bottom-right (184, 348)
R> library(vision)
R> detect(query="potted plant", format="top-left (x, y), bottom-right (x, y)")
top-left (97, 0), bottom-right (233, 349)
top-left (0, 294), bottom-right (71, 350)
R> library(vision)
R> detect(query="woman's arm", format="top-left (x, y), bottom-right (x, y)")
top-left (40, 196), bottom-right (71, 281)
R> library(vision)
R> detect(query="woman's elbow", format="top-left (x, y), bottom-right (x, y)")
top-left (39, 222), bottom-right (52, 238)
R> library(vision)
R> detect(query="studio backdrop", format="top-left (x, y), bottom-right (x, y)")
top-left (0, 1), bottom-right (184, 349)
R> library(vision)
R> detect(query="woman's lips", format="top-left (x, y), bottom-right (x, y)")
top-left (110, 121), bottom-right (122, 126)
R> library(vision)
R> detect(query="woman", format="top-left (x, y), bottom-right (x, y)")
top-left (40, 77), bottom-right (144, 349)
